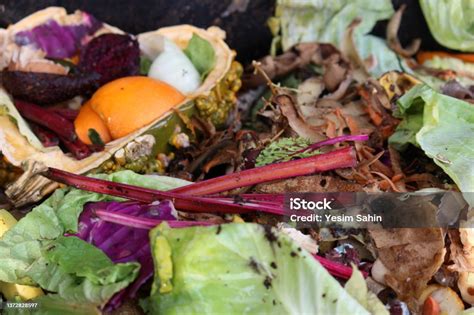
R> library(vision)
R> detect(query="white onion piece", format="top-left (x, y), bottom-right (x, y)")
top-left (148, 39), bottom-right (200, 94)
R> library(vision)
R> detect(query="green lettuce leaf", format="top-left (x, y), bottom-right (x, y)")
top-left (420, 0), bottom-right (474, 52)
top-left (28, 237), bottom-right (139, 305)
top-left (461, 308), bottom-right (474, 315)
top-left (24, 295), bottom-right (100, 315)
top-left (345, 265), bottom-right (388, 315)
top-left (355, 35), bottom-right (403, 78)
top-left (43, 236), bottom-right (138, 287)
top-left (272, 0), bottom-right (400, 76)
top-left (0, 171), bottom-right (190, 310)
top-left (388, 87), bottom-right (426, 150)
top-left (184, 33), bottom-right (216, 78)
top-left (145, 223), bottom-right (370, 315)
top-left (389, 84), bottom-right (474, 204)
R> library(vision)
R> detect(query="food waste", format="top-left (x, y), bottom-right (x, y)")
top-left (0, 2), bottom-right (474, 315)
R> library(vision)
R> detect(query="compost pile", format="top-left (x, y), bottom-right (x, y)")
top-left (0, 2), bottom-right (474, 315)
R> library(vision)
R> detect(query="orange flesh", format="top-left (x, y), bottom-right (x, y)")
top-left (89, 76), bottom-right (185, 139)
top-left (74, 101), bottom-right (112, 145)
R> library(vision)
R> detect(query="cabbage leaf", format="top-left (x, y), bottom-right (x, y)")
top-left (345, 265), bottom-right (388, 315)
top-left (420, 0), bottom-right (474, 52)
top-left (272, 0), bottom-right (400, 76)
top-left (145, 223), bottom-right (371, 315)
top-left (389, 84), bottom-right (474, 205)
top-left (0, 171), bottom-right (189, 312)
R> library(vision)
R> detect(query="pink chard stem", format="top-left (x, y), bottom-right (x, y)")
top-left (313, 255), bottom-right (368, 279)
top-left (172, 147), bottom-right (357, 196)
top-left (44, 168), bottom-right (285, 215)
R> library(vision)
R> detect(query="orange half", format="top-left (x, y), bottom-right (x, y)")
top-left (74, 101), bottom-right (112, 145)
top-left (89, 76), bottom-right (185, 139)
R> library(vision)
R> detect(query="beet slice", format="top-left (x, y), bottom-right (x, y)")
top-left (2, 70), bottom-right (100, 105)
top-left (78, 33), bottom-right (140, 85)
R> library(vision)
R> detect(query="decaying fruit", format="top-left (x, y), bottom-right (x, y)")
top-left (458, 271), bottom-right (474, 305)
top-left (0, 8), bottom-right (241, 206)
top-left (74, 101), bottom-right (112, 145)
top-left (84, 76), bottom-right (185, 140)
top-left (418, 285), bottom-right (464, 315)
top-left (378, 71), bottom-right (421, 101)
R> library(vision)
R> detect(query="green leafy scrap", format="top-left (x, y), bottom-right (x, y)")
top-left (184, 33), bottom-right (216, 78)
top-left (0, 171), bottom-right (190, 312)
top-left (389, 84), bottom-right (474, 206)
top-left (255, 137), bottom-right (317, 166)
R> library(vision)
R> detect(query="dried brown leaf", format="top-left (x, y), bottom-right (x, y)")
top-left (369, 228), bottom-right (445, 309)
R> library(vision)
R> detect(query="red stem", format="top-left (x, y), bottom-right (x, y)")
top-left (30, 123), bottom-right (59, 147)
top-left (239, 193), bottom-right (286, 203)
top-left (95, 210), bottom-right (364, 280)
top-left (59, 137), bottom-right (92, 160)
top-left (15, 100), bottom-right (77, 141)
top-left (313, 255), bottom-right (368, 279)
top-left (95, 210), bottom-right (213, 229)
top-left (44, 168), bottom-right (285, 215)
top-left (172, 147), bottom-right (357, 196)
top-left (48, 108), bottom-right (79, 121)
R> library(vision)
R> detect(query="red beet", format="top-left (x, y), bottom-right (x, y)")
top-left (48, 108), bottom-right (80, 121)
top-left (59, 136), bottom-right (92, 160)
top-left (79, 34), bottom-right (140, 85)
top-left (2, 71), bottom-right (100, 105)
top-left (15, 100), bottom-right (77, 142)
top-left (30, 123), bottom-right (59, 147)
